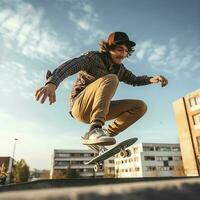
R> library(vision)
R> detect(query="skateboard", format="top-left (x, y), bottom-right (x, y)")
top-left (85, 138), bottom-right (138, 172)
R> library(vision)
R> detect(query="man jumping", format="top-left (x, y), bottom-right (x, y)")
top-left (35, 32), bottom-right (168, 153)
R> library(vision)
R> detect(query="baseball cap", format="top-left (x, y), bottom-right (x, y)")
top-left (107, 32), bottom-right (136, 47)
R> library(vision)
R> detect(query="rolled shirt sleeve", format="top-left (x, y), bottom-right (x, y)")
top-left (120, 65), bottom-right (152, 86)
top-left (45, 53), bottom-right (93, 87)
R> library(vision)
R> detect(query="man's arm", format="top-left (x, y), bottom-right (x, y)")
top-left (45, 53), bottom-right (94, 88)
top-left (120, 66), bottom-right (168, 87)
top-left (35, 52), bottom-right (95, 105)
top-left (120, 66), bottom-right (152, 86)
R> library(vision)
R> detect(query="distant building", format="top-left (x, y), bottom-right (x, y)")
top-left (29, 169), bottom-right (50, 181)
top-left (173, 88), bottom-right (200, 176)
top-left (115, 143), bottom-right (185, 177)
top-left (50, 149), bottom-right (115, 179)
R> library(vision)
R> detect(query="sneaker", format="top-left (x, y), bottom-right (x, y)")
top-left (81, 128), bottom-right (116, 145)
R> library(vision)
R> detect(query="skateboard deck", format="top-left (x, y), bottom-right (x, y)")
top-left (85, 137), bottom-right (138, 166)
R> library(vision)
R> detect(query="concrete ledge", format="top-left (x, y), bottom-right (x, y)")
top-left (0, 176), bottom-right (196, 192)
top-left (0, 177), bottom-right (199, 200)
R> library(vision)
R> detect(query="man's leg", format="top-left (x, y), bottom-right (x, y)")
top-left (71, 74), bottom-right (119, 145)
top-left (106, 99), bottom-right (147, 136)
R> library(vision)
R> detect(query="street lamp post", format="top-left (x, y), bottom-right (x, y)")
top-left (12, 138), bottom-right (18, 160)
top-left (7, 138), bottom-right (18, 184)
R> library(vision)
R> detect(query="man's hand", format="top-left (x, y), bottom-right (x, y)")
top-left (149, 75), bottom-right (168, 87)
top-left (35, 83), bottom-right (57, 105)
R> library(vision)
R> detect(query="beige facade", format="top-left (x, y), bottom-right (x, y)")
top-left (173, 88), bottom-right (200, 176)
top-left (115, 143), bottom-right (184, 177)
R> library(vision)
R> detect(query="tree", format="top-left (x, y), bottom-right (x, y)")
top-left (13, 159), bottom-right (30, 183)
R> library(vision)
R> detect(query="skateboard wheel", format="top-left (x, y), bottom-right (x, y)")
top-left (120, 149), bottom-right (131, 158)
top-left (94, 164), bottom-right (104, 172)
top-left (125, 149), bottom-right (131, 157)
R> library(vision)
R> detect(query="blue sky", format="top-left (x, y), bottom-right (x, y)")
top-left (0, 0), bottom-right (199, 170)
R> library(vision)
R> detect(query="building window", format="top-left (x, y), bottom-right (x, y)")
top-left (156, 156), bottom-right (163, 161)
top-left (143, 146), bottom-right (154, 151)
top-left (133, 147), bottom-right (138, 153)
top-left (144, 156), bottom-right (155, 161)
top-left (174, 156), bottom-right (182, 161)
top-left (196, 136), bottom-right (200, 152)
top-left (146, 166), bottom-right (156, 171)
top-left (55, 153), bottom-right (71, 158)
top-left (164, 167), bottom-right (170, 171)
top-left (190, 96), bottom-right (200, 107)
top-left (83, 153), bottom-right (94, 157)
top-left (158, 167), bottom-right (170, 171)
top-left (163, 161), bottom-right (169, 167)
top-left (168, 157), bottom-right (173, 161)
top-left (135, 167), bottom-right (140, 171)
top-left (155, 146), bottom-right (171, 151)
top-left (172, 146), bottom-right (180, 152)
top-left (134, 157), bottom-right (139, 162)
top-left (193, 113), bottom-right (200, 129)
top-left (162, 156), bottom-right (169, 161)
top-left (54, 161), bottom-right (70, 167)
top-left (193, 114), bottom-right (200, 125)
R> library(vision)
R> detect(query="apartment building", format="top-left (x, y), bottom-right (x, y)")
top-left (173, 88), bottom-right (200, 176)
top-left (115, 143), bottom-right (185, 177)
top-left (50, 149), bottom-right (115, 179)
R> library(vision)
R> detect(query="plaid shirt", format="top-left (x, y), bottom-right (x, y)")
top-left (46, 51), bottom-right (152, 110)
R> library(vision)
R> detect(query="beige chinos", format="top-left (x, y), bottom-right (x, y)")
top-left (71, 74), bottom-right (147, 137)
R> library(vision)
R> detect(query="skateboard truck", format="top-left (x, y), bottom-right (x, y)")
top-left (94, 163), bottom-right (104, 172)
top-left (119, 149), bottom-right (131, 158)
top-left (85, 138), bottom-right (138, 173)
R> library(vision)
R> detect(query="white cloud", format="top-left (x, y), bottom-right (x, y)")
top-left (148, 46), bottom-right (166, 62)
top-left (0, 61), bottom-right (46, 99)
top-left (77, 20), bottom-right (90, 31)
top-left (82, 3), bottom-right (93, 14)
top-left (129, 36), bottom-right (200, 79)
top-left (136, 40), bottom-right (152, 60)
top-left (68, 0), bottom-right (106, 45)
top-left (0, 1), bottom-right (73, 60)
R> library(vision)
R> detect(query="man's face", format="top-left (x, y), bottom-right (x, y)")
top-left (109, 44), bottom-right (129, 65)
